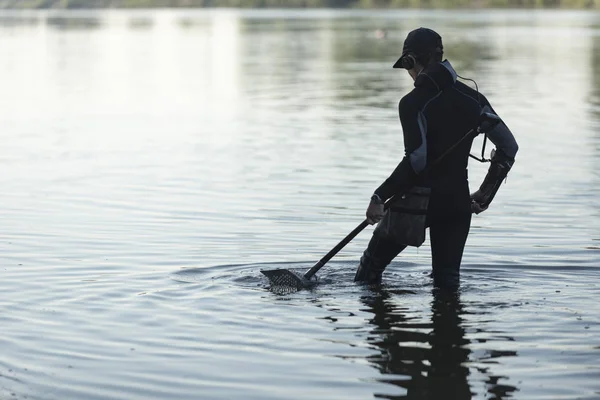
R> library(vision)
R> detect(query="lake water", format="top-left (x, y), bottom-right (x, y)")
top-left (0, 8), bottom-right (599, 400)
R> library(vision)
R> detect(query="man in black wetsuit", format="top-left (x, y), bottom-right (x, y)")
top-left (354, 28), bottom-right (519, 289)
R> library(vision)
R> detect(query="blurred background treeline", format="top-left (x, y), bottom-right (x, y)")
top-left (3, 0), bottom-right (599, 9)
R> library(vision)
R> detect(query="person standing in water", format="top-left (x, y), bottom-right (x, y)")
top-left (354, 28), bottom-right (519, 289)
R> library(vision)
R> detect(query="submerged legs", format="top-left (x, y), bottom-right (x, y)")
top-left (354, 233), bottom-right (407, 284)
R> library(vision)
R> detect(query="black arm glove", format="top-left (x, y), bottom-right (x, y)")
top-left (471, 149), bottom-right (515, 209)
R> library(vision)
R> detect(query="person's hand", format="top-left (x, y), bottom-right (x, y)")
top-left (366, 201), bottom-right (385, 225)
top-left (470, 190), bottom-right (489, 214)
top-left (471, 200), bottom-right (488, 214)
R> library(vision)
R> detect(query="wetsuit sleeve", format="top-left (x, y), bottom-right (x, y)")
top-left (481, 101), bottom-right (519, 161)
top-left (474, 99), bottom-right (519, 207)
top-left (374, 96), bottom-right (427, 201)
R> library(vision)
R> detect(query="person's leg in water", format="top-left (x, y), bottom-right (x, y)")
top-left (428, 213), bottom-right (471, 290)
top-left (354, 233), bottom-right (407, 284)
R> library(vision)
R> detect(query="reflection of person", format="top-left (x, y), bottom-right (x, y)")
top-left (360, 288), bottom-right (519, 399)
top-left (355, 28), bottom-right (519, 289)
top-left (425, 290), bottom-right (471, 399)
top-left (362, 289), bottom-right (472, 399)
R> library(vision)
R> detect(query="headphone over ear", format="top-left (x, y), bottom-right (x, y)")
top-left (399, 47), bottom-right (443, 70)
top-left (399, 53), bottom-right (417, 70)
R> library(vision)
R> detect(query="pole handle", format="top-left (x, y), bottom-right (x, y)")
top-left (303, 219), bottom-right (369, 280)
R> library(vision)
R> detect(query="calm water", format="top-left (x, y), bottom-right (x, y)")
top-left (1, 8), bottom-right (599, 400)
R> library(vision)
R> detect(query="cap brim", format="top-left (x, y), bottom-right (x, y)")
top-left (393, 51), bottom-right (411, 69)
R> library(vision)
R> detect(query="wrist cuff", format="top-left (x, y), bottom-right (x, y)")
top-left (370, 194), bottom-right (384, 204)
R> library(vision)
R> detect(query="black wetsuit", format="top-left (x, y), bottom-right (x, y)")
top-left (356, 60), bottom-right (518, 289)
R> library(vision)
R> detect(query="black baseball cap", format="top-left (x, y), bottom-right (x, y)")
top-left (393, 27), bottom-right (443, 69)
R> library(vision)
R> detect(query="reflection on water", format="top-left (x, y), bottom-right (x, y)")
top-left (128, 16), bottom-right (155, 29)
top-left (360, 289), bottom-right (517, 399)
top-left (0, 14), bottom-right (40, 27)
top-left (46, 15), bottom-right (103, 30)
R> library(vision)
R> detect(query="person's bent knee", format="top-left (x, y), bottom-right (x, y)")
top-left (354, 234), bottom-right (404, 284)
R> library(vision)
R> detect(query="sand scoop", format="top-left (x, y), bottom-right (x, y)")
top-left (261, 219), bottom-right (369, 290)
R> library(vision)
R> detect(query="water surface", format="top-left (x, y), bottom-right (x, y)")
top-left (0, 9), bottom-right (599, 400)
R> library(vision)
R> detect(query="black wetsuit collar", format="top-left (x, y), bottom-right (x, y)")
top-left (414, 60), bottom-right (457, 91)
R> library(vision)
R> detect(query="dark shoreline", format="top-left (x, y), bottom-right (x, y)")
top-left (0, 0), bottom-right (596, 10)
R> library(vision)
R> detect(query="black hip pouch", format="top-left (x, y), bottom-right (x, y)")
top-left (374, 187), bottom-right (431, 247)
